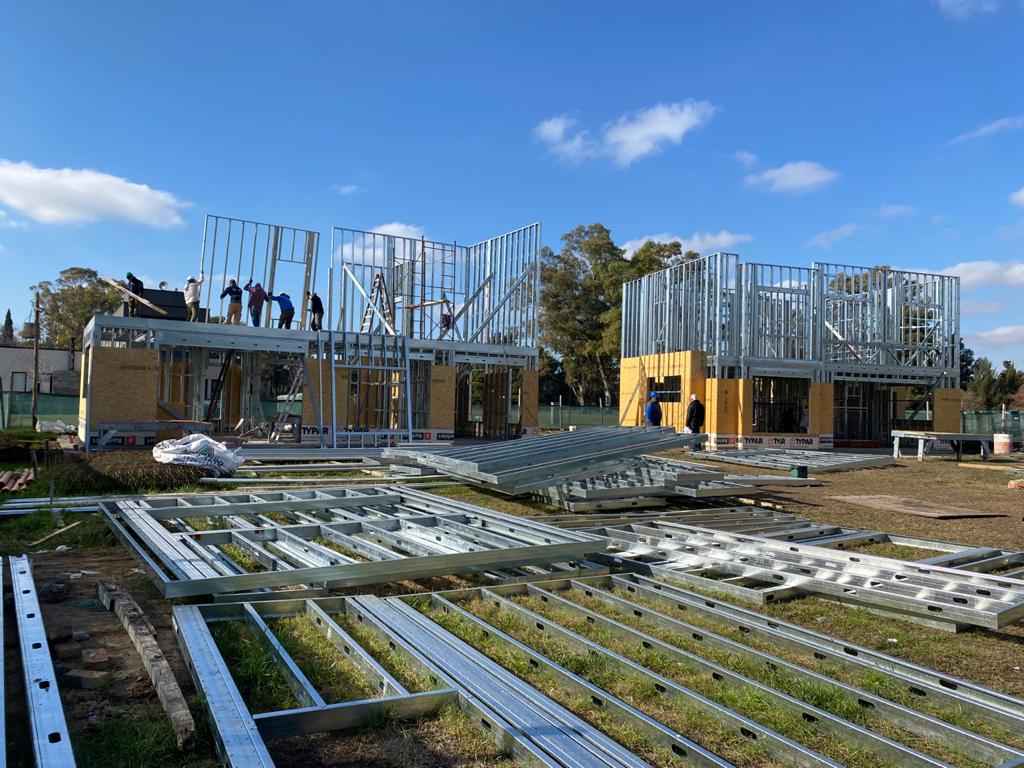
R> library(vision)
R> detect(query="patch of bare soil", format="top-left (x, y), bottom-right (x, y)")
top-left (3, 546), bottom-right (210, 767)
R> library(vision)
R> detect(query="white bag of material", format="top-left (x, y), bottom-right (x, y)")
top-left (38, 419), bottom-right (76, 434)
top-left (152, 434), bottom-right (242, 476)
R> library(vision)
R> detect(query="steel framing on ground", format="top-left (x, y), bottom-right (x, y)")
top-left (461, 578), bottom-right (1024, 767)
top-left (173, 573), bottom-right (1024, 767)
top-left (100, 486), bottom-right (604, 598)
top-left (598, 523), bottom-right (1024, 629)
top-left (10, 555), bottom-right (76, 766)
top-left (696, 449), bottom-right (895, 472)
top-left (392, 427), bottom-right (707, 494)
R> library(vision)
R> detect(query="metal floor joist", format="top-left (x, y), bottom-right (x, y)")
top-left (388, 427), bottom-right (707, 494)
top-left (101, 486), bottom-right (605, 598)
top-left (599, 523), bottom-right (1024, 629)
top-left (697, 449), bottom-right (895, 472)
top-left (10, 555), bottom-right (77, 766)
top-left (155, 558), bottom-right (1024, 768)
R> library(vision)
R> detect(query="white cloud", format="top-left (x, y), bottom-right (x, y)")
top-left (744, 161), bottom-right (839, 194)
top-left (967, 325), bottom-right (1024, 347)
top-left (371, 221), bottom-right (425, 240)
top-left (1010, 186), bottom-right (1024, 208)
top-left (0, 209), bottom-right (27, 229)
top-left (733, 150), bottom-right (758, 168)
top-left (935, 0), bottom-right (1001, 19)
top-left (604, 101), bottom-right (716, 166)
top-left (804, 223), bottom-right (858, 250)
top-left (533, 99), bottom-right (715, 167)
top-left (332, 184), bottom-right (362, 196)
top-left (951, 115), bottom-right (1024, 144)
top-left (939, 259), bottom-right (1024, 288)
top-left (876, 204), bottom-right (916, 218)
top-left (962, 299), bottom-right (1007, 315)
top-left (0, 159), bottom-right (189, 227)
top-left (622, 230), bottom-right (753, 257)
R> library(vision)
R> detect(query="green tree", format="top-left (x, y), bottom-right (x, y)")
top-left (959, 341), bottom-right (975, 388)
top-left (32, 268), bottom-right (121, 347)
top-left (968, 357), bottom-right (1022, 409)
top-left (0, 309), bottom-right (14, 345)
top-left (538, 348), bottom-right (573, 404)
top-left (539, 226), bottom-right (678, 405)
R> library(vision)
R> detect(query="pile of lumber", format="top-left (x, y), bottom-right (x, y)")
top-left (0, 468), bottom-right (34, 493)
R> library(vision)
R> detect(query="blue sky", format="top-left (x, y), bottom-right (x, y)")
top-left (1, 1), bottom-right (1022, 363)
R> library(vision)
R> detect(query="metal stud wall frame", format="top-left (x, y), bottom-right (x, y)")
top-left (100, 486), bottom-right (605, 598)
top-left (176, 578), bottom-right (1024, 767)
top-left (599, 523), bottom-right (1024, 629)
top-left (332, 223), bottom-right (540, 347)
top-left (199, 214), bottom-right (318, 330)
top-left (621, 255), bottom-right (960, 386)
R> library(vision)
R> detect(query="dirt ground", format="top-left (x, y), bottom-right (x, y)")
top-left (3, 453), bottom-right (1024, 766)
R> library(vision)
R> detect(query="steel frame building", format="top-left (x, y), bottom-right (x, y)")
top-left (78, 216), bottom-right (541, 448)
top-left (619, 253), bottom-right (961, 446)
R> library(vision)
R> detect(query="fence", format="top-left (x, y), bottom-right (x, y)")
top-left (1, 393), bottom-right (79, 429)
top-left (962, 410), bottom-right (1023, 443)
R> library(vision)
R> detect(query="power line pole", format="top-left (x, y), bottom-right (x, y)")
top-left (31, 291), bottom-right (40, 430)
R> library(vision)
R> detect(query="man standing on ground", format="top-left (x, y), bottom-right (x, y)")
top-left (307, 290), bottom-right (324, 331)
top-left (685, 393), bottom-right (705, 450)
top-left (125, 272), bottom-right (144, 317)
top-left (271, 291), bottom-right (294, 328)
top-left (244, 280), bottom-right (268, 327)
top-left (220, 279), bottom-right (243, 325)
top-left (183, 272), bottom-right (204, 322)
top-left (645, 392), bottom-right (662, 427)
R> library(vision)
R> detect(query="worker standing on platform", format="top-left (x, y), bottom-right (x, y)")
top-left (685, 393), bottom-right (705, 449)
top-left (271, 291), bottom-right (294, 328)
top-left (306, 290), bottom-right (324, 331)
top-left (183, 272), bottom-right (204, 322)
top-left (125, 272), bottom-right (144, 317)
top-left (220, 279), bottom-right (243, 325)
top-left (645, 392), bottom-right (662, 427)
top-left (244, 280), bottom-right (268, 327)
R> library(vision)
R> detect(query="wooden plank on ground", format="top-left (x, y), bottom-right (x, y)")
top-left (958, 462), bottom-right (1024, 472)
top-left (829, 495), bottom-right (1005, 519)
top-left (98, 580), bottom-right (196, 747)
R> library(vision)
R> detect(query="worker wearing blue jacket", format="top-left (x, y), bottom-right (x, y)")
top-left (645, 392), bottom-right (662, 427)
top-left (270, 292), bottom-right (295, 328)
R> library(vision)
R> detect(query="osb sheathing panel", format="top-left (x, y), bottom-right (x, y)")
top-left (520, 370), bottom-right (539, 427)
top-left (809, 382), bottom-right (834, 435)
top-left (933, 388), bottom-right (962, 432)
top-left (89, 347), bottom-right (160, 423)
top-left (618, 351), bottom-right (706, 427)
top-left (706, 378), bottom-right (743, 435)
top-left (428, 364), bottom-right (456, 429)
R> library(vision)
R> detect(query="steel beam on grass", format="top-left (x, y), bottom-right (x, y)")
top-left (697, 449), bottom-right (894, 472)
top-left (544, 578), bottom-right (1023, 766)
top-left (424, 592), bottom-right (733, 767)
top-left (474, 585), bottom-right (840, 768)
top-left (511, 581), bottom-right (1014, 766)
top-left (603, 572), bottom-right (1024, 734)
top-left (10, 556), bottom-right (77, 767)
top-left (603, 523), bottom-right (1024, 629)
top-left (358, 595), bottom-right (651, 768)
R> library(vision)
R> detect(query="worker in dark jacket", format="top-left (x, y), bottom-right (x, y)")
top-left (645, 392), bottom-right (662, 427)
top-left (220, 279), bottom-right (243, 325)
top-left (685, 393), bottom-right (706, 449)
top-left (306, 291), bottom-right (324, 331)
top-left (244, 280), bottom-right (268, 327)
top-left (270, 292), bottom-right (294, 328)
top-left (125, 272), bottom-right (144, 317)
